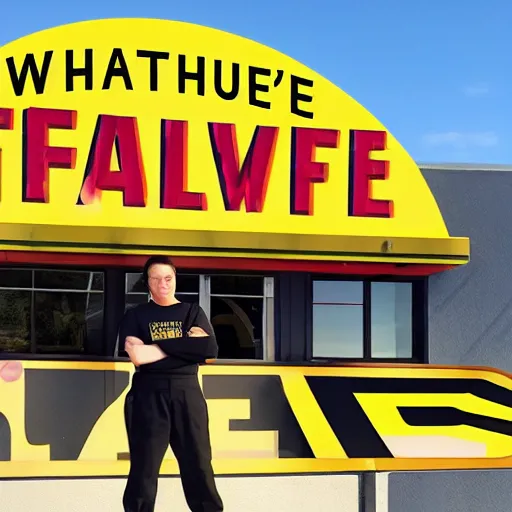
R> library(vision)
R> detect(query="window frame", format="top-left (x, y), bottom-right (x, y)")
top-left (0, 264), bottom-right (429, 365)
top-left (307, 275), bottom-right (428, 363)
top-left (0, 264), bottom-right (107, 356)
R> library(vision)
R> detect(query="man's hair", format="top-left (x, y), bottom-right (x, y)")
top-left (142, 255), bottom-right (176, 285)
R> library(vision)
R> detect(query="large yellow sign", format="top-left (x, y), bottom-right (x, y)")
top-left (0, 360), bottom-right (511, 478)
top-left (0, 19), bottom-right (468, 265)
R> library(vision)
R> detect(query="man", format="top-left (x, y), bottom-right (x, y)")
top-left (120, 255), bottom-right (223, 512)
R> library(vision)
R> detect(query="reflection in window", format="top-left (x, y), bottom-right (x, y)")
top-left (313, 280), bottom-right (363, 305)
top-left (0, 290), bottom-right (30, 353)
top-left (313, 305), bottom-right (363, 358)
top-left (312, 279), bottom-right (414, 360)
top-left (126, 272), bottom-right (146, 294)
top-left (210, 275), bottom-right (265, 359)
top-left (0, 269), bottom-right (32, 288)
top-left (35, 292), bottom-right (87, 352)
top-left (371, 282), bottom-right (412, 358)
top-left (210, 275), bottom-right (263, 296)
top-left (34, 270), bottom-right (104, 290)
top-left (0, 269), bottom-right (104, 354)
top-left (125, 292), bottom-right (148, 311)
top-left (211, 296), bottom-right (263, 359)
top-left (313, 281), bottom-right (364, 358)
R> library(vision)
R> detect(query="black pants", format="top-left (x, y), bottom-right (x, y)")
top-left (123, 373), bottom-right (223, 512)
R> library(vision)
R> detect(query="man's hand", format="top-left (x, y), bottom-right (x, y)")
top-left (188, 326), bottom-right (208, 337)
top-left (125, 336), bottom-right (144, 346)
top-left (124, 336), bottom-right (145, 366)
top-left (124, 335), bottom-right (167, 366)
top-left (125, 336), bottom-right (144, 351)
top-left (0, 361), bottom-right (23, 382)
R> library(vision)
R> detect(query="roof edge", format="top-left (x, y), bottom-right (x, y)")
top-left (419, 162), bottom-right (512, 172)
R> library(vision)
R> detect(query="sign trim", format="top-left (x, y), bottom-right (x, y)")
top-left (0, 224), bottom-right (470, 265)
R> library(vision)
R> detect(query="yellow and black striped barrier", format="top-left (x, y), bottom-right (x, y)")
top-left (0, 360), bottom-right (511, 478)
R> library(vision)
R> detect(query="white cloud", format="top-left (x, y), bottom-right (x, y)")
top-left (463, 83), bottom-right (489, 97)
top-left (422, 131), bottom-right (498, 150)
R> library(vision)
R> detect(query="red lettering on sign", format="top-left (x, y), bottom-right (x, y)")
top-left (0, 108), bottom-right (13, 130)
top-left (22, 107), bottom-right (77, 203)
top-left (290, 127), bottom-right (339, 215)
top-left (208, 123), bottom-right (278, 212)
top-left (160, 120), bottom-right (207, 210)
top-left (78, 115), bottom-right (147, 207)
top-left (0, 108), bottom-right (14, 202)
top-left (348, 130), bottom-right (392, 218)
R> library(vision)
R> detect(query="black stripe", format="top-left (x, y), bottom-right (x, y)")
top-left (202, 375), bottom-right (315, 459)
top-left (305, 376), bottom-right (512, 458)
top-left (306, 376), bottom-right (393, 458)
top-left (399, 406), bottom-right (512, 437)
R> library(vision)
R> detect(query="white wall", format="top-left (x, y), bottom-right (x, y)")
top-left (0, 474), bottom-right (360, 512)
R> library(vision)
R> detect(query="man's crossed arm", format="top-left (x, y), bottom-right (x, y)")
top-left (125, 326), bottom-right (217, 366)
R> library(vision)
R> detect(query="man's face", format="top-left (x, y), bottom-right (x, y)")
top-left (147, 263), bottom-right (176, 300)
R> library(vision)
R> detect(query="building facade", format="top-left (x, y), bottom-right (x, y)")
top-left (0, 18), bottom-right (510, 512)
top-left (390, 164), bottom-right (512, 512)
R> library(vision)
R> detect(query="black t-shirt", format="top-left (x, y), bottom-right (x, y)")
top-left (118, 300), bottom-right (218, 375)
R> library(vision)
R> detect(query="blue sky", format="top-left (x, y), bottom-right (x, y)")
top-left (2, 0), bottom-right (510, 165)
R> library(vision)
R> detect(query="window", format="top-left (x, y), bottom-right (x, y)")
top-left (371, 282), bottom-right (412, 358)
top-left (312, 280), bottom-right (364, 357)
top-left (312, 278), bottom-right (417, 360)
top-left (209, 275), bottom-right (266, 359)
top-left (0, 268), bottom-right (104, 354)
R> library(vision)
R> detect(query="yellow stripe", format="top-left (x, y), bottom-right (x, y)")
top-left (21, 360), bottom-right (126, 371)
top-left (280, 373), bottom-right (348, 459)
top-left (18, 361), bottom-right (512, 390)
top-left (20, 360), bottom-right (512, 392)
top-left (3, 455), bottom-right (512, 479)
